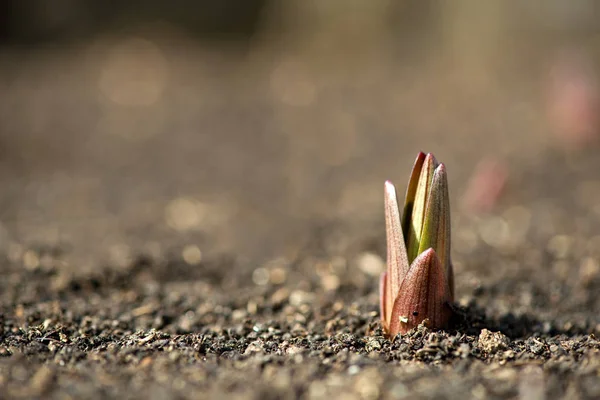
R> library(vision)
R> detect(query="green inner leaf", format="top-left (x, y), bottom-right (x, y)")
top-left (401, 152), bottom-right (425, 242)
top-left (418, 164), bottom-right (449, 263)
top-left (406, 154), bottom-right (437, 262)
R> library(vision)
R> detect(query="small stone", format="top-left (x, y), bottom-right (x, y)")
top-left (347, 365), bottom-right (360, 375)
top-left (286, 345), bottom-right (304, 355)
top-left (579, 257), bottom-right (600, 284)
top-left (458, 343), bottom-right (471, 358)
top-left (23, 250), bottom-right (40, 270)
top-left (30, 366), bottom-right (54, 394)
top-left (356, 252), bottom-right (384, 277)
top-left (181, 245), bottom-right (202, 265)
top-left (270, 287), bottom-right (290, 305)
top-left (231, 309), bottom-right (247, 321)
top-left (321, 274), bottom-right (340, 291)
top-left (247, 301), bottom-right (258, 315)
top-left (270, 267), bottom-right (287, 284)
top-left (365, 338), bottom-right (382, 352)
top-left (289, 290), bottom-right (314, 306)
top-left (529, 339), bottom-right (546, 355)
top-left (478, 329), bottom-right (510, 353)
top-left (165, 197), bottom-right (208, 231)
top-left (252, 268), bottom-right (270, 286)
top-left (503, 349), bottom-right (516, 359)
top-left (244, 341), bottom-right (264, 355)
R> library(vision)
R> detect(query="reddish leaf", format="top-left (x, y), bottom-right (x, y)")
top-left (384, 181), bottom-right (410, 323)
top-left (388, 249), bottom-right (452, 336)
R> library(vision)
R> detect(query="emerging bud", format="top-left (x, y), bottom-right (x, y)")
top-left (380, 152), bottom-right (454, 337)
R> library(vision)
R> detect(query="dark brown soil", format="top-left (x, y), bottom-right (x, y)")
top-left (1, 19), bottom-right (600, 399)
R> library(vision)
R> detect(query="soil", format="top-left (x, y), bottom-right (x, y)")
top-left (1, 36), bottom-right (600, 399)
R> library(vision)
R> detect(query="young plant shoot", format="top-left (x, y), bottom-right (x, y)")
top-left (380, 152), bottom-right (454, 337)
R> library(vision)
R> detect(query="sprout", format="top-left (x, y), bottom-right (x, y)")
top-left (380, 152), bottom-right (454, 337)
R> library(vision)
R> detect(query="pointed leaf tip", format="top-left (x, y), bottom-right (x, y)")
top-left (406, 154), bottom-right (438, 262)
top-left (384, 180), bottom-right (410, 323)
top-left (402, 152), bottom-right (426, 240)
top-left (423, 161), bottom-right (452, 298)
top-left (384, 180), bottom-right (396, 197)
top-left (418, 161), bottom-right (451, 263)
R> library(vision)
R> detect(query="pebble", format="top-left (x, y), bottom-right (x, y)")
top-left (347, 365), bottom-right (360, 375)
top-left (252, 268), bottom-right (270, 286)
top-left (270, 287), bottom-right (290, 305)
top-left (23, 250), bottom-right (40, 270)
top-left (165, 197), bottom-right (209, 231)
top-left (286, 345), bottom-right (304, 355)
top-left (30, 366), bottom-right (54, 395)
top-left (244, 341), bottom-right (264, 355)
top-left (365, 338), bottom-right (382, 353)
top-left (356, 252), bottom-right (385, 277)
top-left (289, 290), bottom-right (314, 306)
top-left (458, 343), bottom-right (471, 358)
top-left (270, 267), bottom-right (288, 284)
top-left (321, 274), bottom-right (340, 291)
top-left (182, 245), bottom-right (202, 265)
top-left (231, 309), bottom-right (247, 321)
top-left (579, 257), bottom-right (600, 284)
top-left (477, 329), bottom-right (510, 353)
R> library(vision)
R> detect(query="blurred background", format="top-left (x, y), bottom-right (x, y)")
top-left (1, 0), bottom-right (600, 275)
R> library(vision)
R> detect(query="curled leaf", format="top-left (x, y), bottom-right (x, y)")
top-left (406, 154), bottom-right (438, 262)
top-left (384, 181), bottom-right (410, 323)
top-left (388, 249), bottom-right (452, 336)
